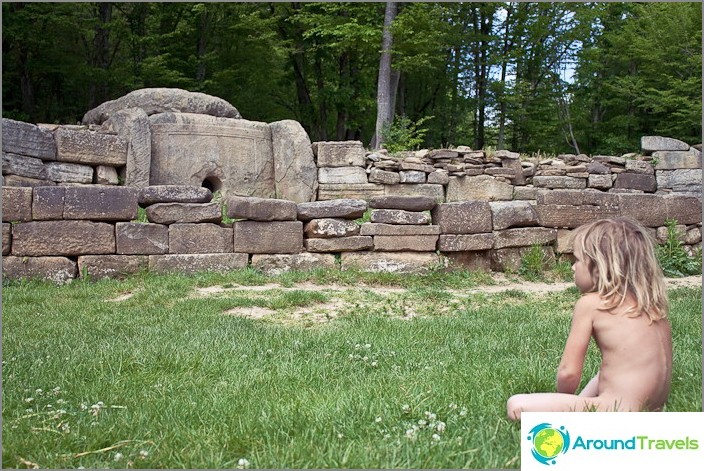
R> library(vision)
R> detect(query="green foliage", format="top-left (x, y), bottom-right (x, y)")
top-left (518, 245), bottom-right (554, 281)
top-left (381, 114), bottom-right (433, 154)
top-left (131, 207), bottom-right (149, 224)
top-left (656, 219), bottom-right (702, 277)
top-left (211, 190), bottom-right (235, 224)
top-left (354, 209), bottom-right (372, 226)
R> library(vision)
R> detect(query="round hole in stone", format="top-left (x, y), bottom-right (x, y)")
top-left (202, 176), bottom-right (222, 193)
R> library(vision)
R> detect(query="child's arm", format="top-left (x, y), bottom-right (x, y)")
top-left (556, 295), bottom-right (595, 394)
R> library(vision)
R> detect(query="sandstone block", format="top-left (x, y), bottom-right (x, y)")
top-left (138, 185), bottom-right (212, 205)
top-left (665, 195), bottom-right (702, 225)
top-left (116, 222), bottom-right (169, 255)
top-left (670, 169), bottom-right (702, 193)
top-left (532, 176), bottom-right (586, 189)
top-left (56, 127), bottom-right (128, 166)
top-left (493, 227), bottom-right (557, 249)
top-left (370, 209), bottom-right (431, 225)
top-left (318, 166), bottom-right (368, 184)
top-left (368, 168), bottom-right (401, 185)
top-left (11, 221), bottom-right (115, 256)
top-left (373, 235), bottom-right (438, 252)
top-left (443, 251), bottom-right (492, 272)
top-left (3, 223), bottom-right (11, 255)
top-left (513, 186), bottom-right (538, 200)
top-left (233, 221), bottom-right (303, 254)
top-left (341, 251), bottom-right (440, 274)
top-left (44, 161), bottom-right (94, 183)
top-left (427, 171), bottom-right (450, 185)
top-left (149, 253), bottom-right (248, 275)
top-left (2, 186), bottom-right (33, 222)
top-left (641, 136), bottom-right (690, 152)
top-left (625, 160), bottom-right (654, 175)
top-left (360, 223), bottom-right (440, 236)
top-left (616, 194), bottom-right (669, 227)
top-left (63, 186), bottom-right (138, 221)
top-left (252, 253), bottom-right (337, 275)
top-left (146, 202), bottom-right (221, 224)
top-left (149, 113), bottom-right (274, 199)
top-left (491, 246), bottom-right (555, 272)
top-left (438, 233), bottom-right (494, 252)
top-left (95, 166), bottom-right (119, 185)
top-left (653, 148), bottom-right (701, 170)
top-left (446, 175), bottom-right (513, 202)
top-left (536, 204), bottom-right (619, 229)
top-left (588, 174), bottom-right (613, 189)
top-left (3, 175), bottom-right (56, 187)
top-left (556, 229), bottom-right (576, 254)
top-left (2, 152), bottom-right (47, 179)
top-left (384, 183), bottom-right (445, 202)
top-left (270, 120), bottom-right (318, 203)
top-left (399, 171), bottom-right (426, 183)
top-left (105, 108), bottom-right (151, 187)
top-left (536, 189), bottom-right (619, 208)
top-left (614, 173), bottom-right (657, 192)
top-left (489, 201), bottom-right (538, 230)
top-left (2, 256), bottom-right (77, 284)
top-left (169, 223), bottom-right (233, 254)
top-left (226, 195), bottom-right (297, 221)
top-left (32, 186), bottom-right (65, 220)
top-left (2, 118), bottom-right (56, 160)
top-left (303, 218), bottom-right (360, 238)
top-left (369, 195), bottom-right (437, 211)
top-left (305, 236), bottom-right (373, 252)
top-left (314, 141), bottom-right (366, 167)
top-left (431, 201), bottom-right (492, 234)
top-left (317, 183), bottom-right (384, 201)
top-left (78, 255), bottom-right (149, 280)
top-left (297, 199), bottom-right (367, 221)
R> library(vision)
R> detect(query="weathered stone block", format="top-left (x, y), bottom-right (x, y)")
top-left (169, 223), bottom-right (233, 254)
top-left (491, 246), bottom-right (555, 272)
top-left (251, 253), bottom-right (337, 275)
top-left (314, 141), bottom-right (366, 167)
top-left (2, 152), bottom-right (47, 179)
top-left (116, 222), bottom-right (169, 255)
top-left (95, 166), bottom-right (119, 185)
top-left (368, 168), bottom-right (401, 185)
top-left (3, 175), bottom-right (56, 187)
top-left (614, 173), bottom-right (657, 192)
top-left (149, 253), bottom-right (248, 274)
top-left (146, 202), bottom-right (221, 224)
top-left (303, 218), bottom-right (360, 238)
top-left (369, 195), bottom-right (437, 211)
top-left (513, 186), bottom-right (538, 200)
top-left (11, 221), bottom-right (115, 256)
top-left (105, 108), bottom-right (151, 187)
top-left (32, 186), bottom-right (65, 220)
top-left (653, 148), bottom-right (701, 170)
top-left (489, 201), bottom-right (538, 230)
top-left (305, 236), bottom-right (373, 252)
top-left (56, 127), bottom-right (128, 166)
top-left (384, 183), bottom-right (445, 202)
top-left (44, 161), bottom-right (94, 183)
top-left (536, 204), bottom-right (619, 229)
top-left (297, 199), bottom-right (367, 221)
top-left (370, 209), bottom-right (431, 225)
top-left (641, 136), bottom-right (690, 152)
top-left (2, 186), bottom-right (33, 222)
top-left (616, 194), bottom-right (669, 227)
top-left (399, 170), bottom-right (426, 183)
top-left (373, 235), bottom-right (438, 252)
top-left (63, 186), bottom-right (138, 221)
top-left (2, 118), bottom-right (56, 160)
top-left (532, 176), bottom-right (586, 189)
top-left (665, 195), bottom-right (702, 225)
top-left (427, 171), bottom-right (450, 185)
top-left (446, 175), bottom-right (513, 202)
top-left (438, 233), bottom-right (494, 252)
top-left (556, 229), bottom-right (576, 254)
top-left (625, 160), bottom-right (654, 175)
top-left (2, 256), bottom-right (77, 284)
top-left (318, 183), bottom-right (385, 201)
top-left (443, 251), bottom-right (492, 272)
top-left (670, 169), bottom-right (702, 193)
top-left (431, 201), bottom-right (492, 234)
top-left (588, 174), bottom-right (613, 189)
top-left (360, 223), bottom-right (440, 236)
top-left (226, 195), bottom-right (297, 221)
top-left (138, 185), bottom-right (212, 205)
top-left (493, 227), bottom-right (557, 249)
top-left (78, 255), bottom-right (148, 279)
top-left (149, 113), bottom-right (274, 199)
top-left (3, 223), bottom-right (11, 255)
top-left (318, 166), bottom-right (368, 184)
top-left (270, 120), bottom-right (318, 203)
top-left (537, 189), bottom-right (619, 208)
top-left (341, 251), bottom-right (440, 274)
top-left (233, 220), bottom-right (303, 254)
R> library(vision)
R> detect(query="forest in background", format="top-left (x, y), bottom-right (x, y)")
top-left (2, 2), bottom-right (701, 155)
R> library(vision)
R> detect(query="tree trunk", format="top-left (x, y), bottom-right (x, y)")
top-left (497, 5), bottom-right (513, 150)
top-left (196, 7), bottom-right (211, 83)
top-left (371, 1), bottom-right (398, 150)
top-left (89, 2), bottom-right (113, 109)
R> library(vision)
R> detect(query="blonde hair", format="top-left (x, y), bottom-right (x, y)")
top-left (572, 217), bottom-right (668, 322)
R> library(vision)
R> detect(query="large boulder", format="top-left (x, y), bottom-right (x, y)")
top-left (82, 88), bottom-right (241, 125)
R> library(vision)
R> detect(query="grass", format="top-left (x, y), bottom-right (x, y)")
top-left (2, 268), bottom-right (701, 469)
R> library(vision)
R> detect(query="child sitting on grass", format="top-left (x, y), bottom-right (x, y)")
top-left (507, 217), bottom-right (672, 420)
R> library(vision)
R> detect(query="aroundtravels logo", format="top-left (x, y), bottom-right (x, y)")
top-left (526, 423), bottom-right (571, 465)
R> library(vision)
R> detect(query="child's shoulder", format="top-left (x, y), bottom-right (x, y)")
top-left (574, 292), bottom-right (603, 313)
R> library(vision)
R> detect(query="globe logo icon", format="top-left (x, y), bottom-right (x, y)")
top-left (527, 423), bottom-right (570, 465)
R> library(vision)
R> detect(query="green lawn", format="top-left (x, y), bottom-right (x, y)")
top-left (2, 269), bottom-right (701, 469)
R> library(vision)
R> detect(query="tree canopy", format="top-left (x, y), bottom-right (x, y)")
top-left (2, 2), bottom-right (701, 155)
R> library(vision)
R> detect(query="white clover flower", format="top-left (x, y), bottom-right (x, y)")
top-left (418, 419), bottom-right (427, 427)
top-left (448, 403), bottom-right (458, 410)
top-left (52, 387), bottom-right (61, 395)
top-left (139, 450), bottom-right (149, 459)
top-left (459, 408), bottom-right (468, 417)
top-left (371, 361), bottom-right (378, 367)
top-left (237, 458), bottom-right (250, 469)
top-left (375, 416), bottom-right (382, 423)
top-left (383, 433), bottom-right (391, 440)
top-left (431, 433), bottom-right (441, 442)
top-left (24, 397), bottom-right (34, 403)
top-left (113, 452), bottom-right (123, 462)
top-left (60, 422), bottom-right (70, 433)
top-left (35, 389), bottom-right (43, 395)
top-left (405, 429), bottom-right (416, 439)
top-left (424, 411), bottom-right (436, 421)
top-left (337, 433), bottom-right (344, 439)
top-left (402, 404), bottom-right (411, 413)
top-left (365, 344), bottom-right (371, 349)
top-left (436, 421), bottom-right (446, 433)
top-left (362, 356), bottom-right (368, 362)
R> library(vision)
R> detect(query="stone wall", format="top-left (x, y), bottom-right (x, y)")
top-left (2, 184), bottom-right (701, 283)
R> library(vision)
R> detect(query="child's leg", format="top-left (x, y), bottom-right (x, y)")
top-left (578, 372), bottom-right (600, 397)
top-left (506, 392), bottom-right (605, 421)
